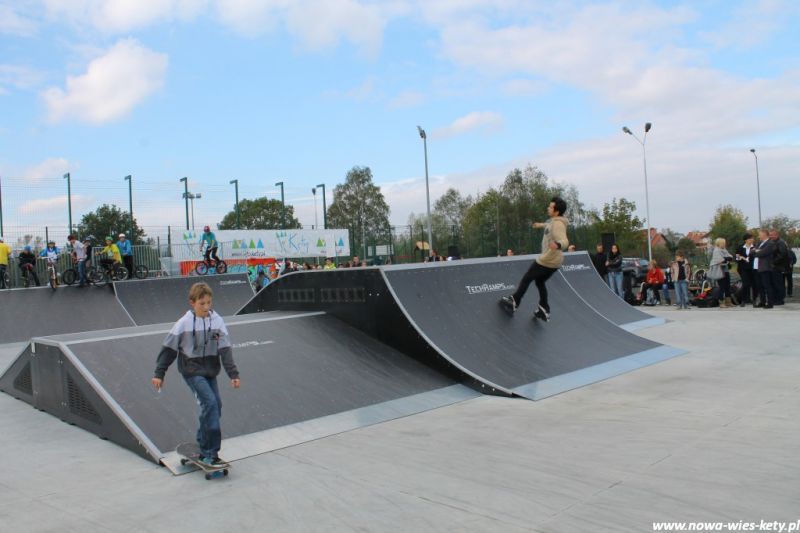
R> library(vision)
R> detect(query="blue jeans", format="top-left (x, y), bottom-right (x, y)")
top-left (183, 375), bottom-right (222, 459)
top-left (675, 280), bottom-right (689, 308)
top-left (78, 258), bottom-right (87, 285)
top-left (609, 271), bottom-right (624, 298)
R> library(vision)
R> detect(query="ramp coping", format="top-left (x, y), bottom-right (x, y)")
top-left (159, 383), bottom-right (479, 474)
top-left (513, 345), bottom-right (686, 400)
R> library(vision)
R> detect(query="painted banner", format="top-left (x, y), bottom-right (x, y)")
top-left (173, 229), bottom-right (351, 259)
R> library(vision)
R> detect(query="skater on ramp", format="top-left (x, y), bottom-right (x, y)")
top-left (499, 196), bottom-right (569, 321)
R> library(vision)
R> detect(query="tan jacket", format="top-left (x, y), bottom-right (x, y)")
top-left (669, 260), bottom-right (692, 282)
top-left (536, 216), bottom-right (569, 268)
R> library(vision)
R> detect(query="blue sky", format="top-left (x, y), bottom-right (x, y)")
top-left (1, 0), bottom-right (798, 237)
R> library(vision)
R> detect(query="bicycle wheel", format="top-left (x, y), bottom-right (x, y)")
top-left (113, 265), bottom-right (129, 281)
top-left (62, 268), bottom-right (77, 286)
top-left (88, 266), bottom-right (107, 286)
top-left (215, 260), bottom-right (227, 274)
top-left (134, 264), bottom-right (149, 279)
top-left (195, 261), bottom-right (209, 275)
top-left (49, 268), bottom-right (57, 291)
top-left (2, 270), bottom-right (10, 289)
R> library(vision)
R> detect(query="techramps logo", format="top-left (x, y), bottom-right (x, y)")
top-left (562, 264), bottom-right (593, 273)
top-left (465, 282), bottom-right (515, 295)
top-left (219, 280), bottom-right (247, 286)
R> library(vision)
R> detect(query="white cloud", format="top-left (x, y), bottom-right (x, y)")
top-left (431, 111), bottom-right (504, 140)
top-left (701, 0), bottom-right (799, 50)
top-left (42, 39), bottom-right (168, 124)
top-left (0, 4), bottom-right (37, 36)
top-left (43, 0), bottom-right (207, 33)
top-left (17, 195), bottom-right (92, 215)
top-left (0, 64), bottom-right (44, 92)
top-left (388, 90), bottom-right (424, 108)
top-left (23, 158), bottom-right (73, 183)
top-left (215, 0), bottom-right (389, 55)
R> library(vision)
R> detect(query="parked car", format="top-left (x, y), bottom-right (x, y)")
top-left (622, 257), bottom-right (649, 283)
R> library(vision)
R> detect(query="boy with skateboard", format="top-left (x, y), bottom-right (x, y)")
top-left (499, 197), bottom-right (569, 321)
top-left (152, 282), bottom-right (241, 467)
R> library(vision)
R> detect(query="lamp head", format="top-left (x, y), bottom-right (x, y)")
top-left (750, 148), bottom-right (756, 153)
top-left (417, 126), bottom-right (426, 139)
top-left (312, 187), bottom-right (316, 195)
top-left (230, 179), bottom-right (237, 185)
top-left (644, 122), bottom-right (652, 133)
top-left (622, 126), bottom-right (632, 135)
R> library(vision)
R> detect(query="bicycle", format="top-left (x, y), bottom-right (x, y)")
top-left (195, 256), bottom-right (227, 275)
top-left (18, 262), bottom-right (39, 288)
top-left (62, 257), bottom-right (87, 286)
top-left (90, 261), bottom-right (129, 287)
top-left (45, 259), bottom-right (59, 291)
top-left (132, 263), bottom-right (149, 279)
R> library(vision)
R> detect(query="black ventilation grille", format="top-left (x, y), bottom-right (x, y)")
top-left (320, 287), bottom-right (366, 303)
top-left (13, 361), bottom-right (33, 396)
top-left (66, 373), bottom-right (102, 425)
top-left (277, 288), bottom-right (316, 303)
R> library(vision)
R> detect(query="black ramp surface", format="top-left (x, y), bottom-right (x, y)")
top-left (0, 286), bottom-right (134, 343)
top-left (114, 274), bottom-right (254, 325)
top-left (63, 313), bottom-right (461, 461)
top-left (382, 258), bottom-right (683, 399)
top-left (560, 252), bottom-right (664, 330)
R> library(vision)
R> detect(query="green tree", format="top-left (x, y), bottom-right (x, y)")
top-left (709, 205), bottom-right (748, 252)
top-left (76, 204), bottom-right (146, 244)
top-left (761, 214), bottom-right (799, 239)
top-left (660, 228), bottom-right (684, 254)
top-left (433, 188), bottom-right (473, 253)
top-left (218, 197), bottom-right (300, 230)
top-left (592, 197), bottom-right (645, 256)
top-left (327, 166), bottom-right (391, 259)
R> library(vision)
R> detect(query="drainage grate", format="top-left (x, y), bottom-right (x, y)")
top-left (66, 373), bottom-right (102, 425)
top-left (13, 361), bottom-right (33, 396)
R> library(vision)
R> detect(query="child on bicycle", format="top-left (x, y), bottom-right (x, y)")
top-left (199, 225), bottom-right (220, 265)
top-left (18, 245), bottom-right (41, 286)
top-left (151, 282), bottom-right (241, 466)
top-left (40, 240), bottom-right (60, 287)
top-left (100, 236), bottom-right (122, 274)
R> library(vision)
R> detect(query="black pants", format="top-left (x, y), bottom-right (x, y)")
top-left (739, 268), bottom-right (755, 304)
top-left (0, 265), bottom-right (6, 289)
top-left (123, 255), bottom-right (134, 279)
top-left (786, 271), bottom-right (794, 297)
top-left (717, 272), bottom-right (731, 299)
top-left (758, 271), bottom-right (777, 306)
top-left (772, 271), bottom-right (785, 304)
top-left (204, 246), bottom-right (220, 263)
top-left (512, 262), bottom-right (558, 312)
top-left (20, 264), bottom-right (41, 286)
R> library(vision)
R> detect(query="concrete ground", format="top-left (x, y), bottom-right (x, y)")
top-left (1, 301), bottom-right (798, 533)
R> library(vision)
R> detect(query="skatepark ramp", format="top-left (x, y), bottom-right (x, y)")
top-left (0, 312), bottom-right (475, 473)
top-left (560, 252), bottom-right (665, 331)
top-left (239, 256), bottom-right (684, 400)
top-left (113, 273), bottom-right (254, 325)
top-left (0, 286), bottom-right (135, 343)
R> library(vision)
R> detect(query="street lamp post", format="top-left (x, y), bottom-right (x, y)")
top-left (64, 173), bottom-right (72, 234)
top-left (417, 126), bottom-right (434, 259)
top-left (230, 179), bottom-right (240, 229)
top-left (622, 122), bottom-right (653, 264)
top-left (749, 149), bottom-right (763, 227)
top-left (312, 188), bottom-right (318, 229)
top-left (124, 175), bottom-right (133, 242)
top-left (275, 181), bottom-right (285, 229)
top-left (180, 177), bottom-right (189, 230)
top-left (316, 183), bottom-right (327, 229)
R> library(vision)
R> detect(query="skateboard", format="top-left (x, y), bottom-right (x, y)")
top-left (176, 442), bottom-right (231, 480)
top-left (498, 296), bottom-right (516, 315)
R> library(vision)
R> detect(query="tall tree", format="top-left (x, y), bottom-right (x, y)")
top-left (77, 204), bottom-right (146, 244)
top-left (433, 188), bottom-right (473, 252)
top-left (218, 197), bottom-right (301, 230)
top-left (327, 166), bottom-right (391, 258)
top-left (761, 214), bottom-right (799, 239)
top-left (592, 197), bottom-right (645, 256)
top-left (709, 205), bottom-right (748, 252)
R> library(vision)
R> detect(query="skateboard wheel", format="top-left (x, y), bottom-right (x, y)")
top-left (180, 459), bottom-right (188, 466)
top-left (223, 469), bottom-right (229, 476)
top-left (205, 473), bottom-right (212, 480)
